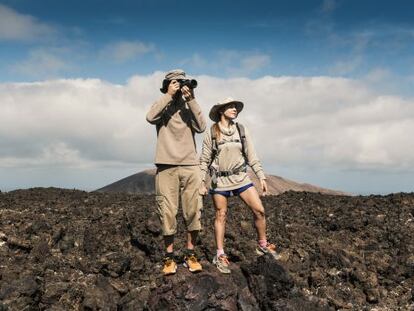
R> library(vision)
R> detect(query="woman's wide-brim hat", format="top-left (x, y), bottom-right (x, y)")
top-left (209, 97), bottom-right (244, 122)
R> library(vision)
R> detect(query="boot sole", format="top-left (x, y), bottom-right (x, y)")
top-left (183, 262), bottom-right (202, 273)
top-left (163, 266), bottom-right (177, 276)
top-left (216, 266), bottom-right (231, 274)
top-left (256, 248), bottom-right (282, 260)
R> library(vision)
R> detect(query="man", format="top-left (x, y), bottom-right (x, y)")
top-left (146, 69), bottom-right (206, 275)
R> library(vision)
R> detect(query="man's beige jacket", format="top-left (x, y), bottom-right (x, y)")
top-left (146, 94), bottom-right (206, 165)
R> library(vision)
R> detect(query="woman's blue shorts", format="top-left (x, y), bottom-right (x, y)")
top-left (209, 183), bottom-right (254, 197)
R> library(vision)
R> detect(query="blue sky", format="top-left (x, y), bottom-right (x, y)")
top-left (1, 0), bottom-right (414, 194)
top-left (2, 0), bottom-right (414, 84)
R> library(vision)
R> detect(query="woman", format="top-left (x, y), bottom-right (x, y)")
top-left (199, 97), bottom-right (279, 274)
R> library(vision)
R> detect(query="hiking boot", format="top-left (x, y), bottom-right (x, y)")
top-left (256, 243), bottom-right (281, 260)
top-left (162, 256), bottom-right (177, 275)
top-left (213, 255), bottom-right (231, 274)
top-left (183, 253), bottom-right (202, 273)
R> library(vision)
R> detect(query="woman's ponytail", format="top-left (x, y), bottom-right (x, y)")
top-left (213, 123), bottom-right (221, 141)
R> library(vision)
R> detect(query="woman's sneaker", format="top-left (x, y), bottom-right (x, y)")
top-left (256, 243), bottom-right (281, 260)
top-left (162, 256), bottom-right (177, 275)
top-left (213, 254), bottom-right (231, 274)
top-left (183, 253), bottom-right (203, 273)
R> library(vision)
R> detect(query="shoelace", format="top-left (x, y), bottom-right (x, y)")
top-left (164, 258), bottom-right (174, 266)
top-left (266, 243), bottom-right (276, 251)
top-left (188, 255), bottom-right (198, 263)
top-left (219, 255), bottom-right (229, 265)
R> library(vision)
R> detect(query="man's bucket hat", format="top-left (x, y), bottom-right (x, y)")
top-left (165, 69), bottom-right (187, 80)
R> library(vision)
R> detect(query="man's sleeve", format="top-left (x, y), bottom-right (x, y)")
top-left (187, 99), bottom-right (206, 133)
top-left (146, 94), bottom-right (173, 124)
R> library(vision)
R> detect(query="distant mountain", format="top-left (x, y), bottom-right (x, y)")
top-left (96, 169), bottom-right (156, 194)
top-left (96, 169), bottom-right (348, 196)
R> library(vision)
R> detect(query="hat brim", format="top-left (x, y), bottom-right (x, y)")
top-left (166, 74), bottom-right (186, 80)
top-left (209, 101), bottom-right (244, 122)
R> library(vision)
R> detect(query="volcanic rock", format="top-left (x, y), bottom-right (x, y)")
top-left (0, 188), bottom-right (414, 310)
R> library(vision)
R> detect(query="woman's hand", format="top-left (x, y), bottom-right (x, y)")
top-left (199, 182), bottom-right (208, 196)
top-left (260, 179), bottom-right (268, 196)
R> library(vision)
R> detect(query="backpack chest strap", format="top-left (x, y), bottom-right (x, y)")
top-left (217, 139), bottom-right (241, 146)
top-left (215, 165), bottom-right (247, 177)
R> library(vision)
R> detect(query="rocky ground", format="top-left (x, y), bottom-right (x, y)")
top-left (0, 188), bottom-right (413, 310)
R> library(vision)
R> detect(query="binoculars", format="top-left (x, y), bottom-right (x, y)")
top-left (160, 79), bottom-right (198, 94)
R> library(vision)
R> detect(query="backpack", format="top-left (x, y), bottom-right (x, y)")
top-left (209, 122), bottom-right (247, 168)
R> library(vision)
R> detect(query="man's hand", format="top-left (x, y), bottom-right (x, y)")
top-left (199, 182), bottom-right (208, 196)
top-left (167, 80), bottom-right (180, 96)
top-left (181, 85), bottom-right (194, 101)
top-left (260, 179), bottom-right (268, 196)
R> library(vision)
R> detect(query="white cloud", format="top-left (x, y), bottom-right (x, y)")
top-left (305, 12), bottom-right (414, 77)
top-left (240, 54), bottom-right (271, 74)
top-left (100, 41), bottom-right (154, 63)
top-left (181, 51), bottom-right (271, 77)
top-left (184, 53), bottom-right (208, 68)
top-left (0, 4), bottom-right (55, 41)
top-left (329, 56), bottom-right (362, 75)
top-left (0, 74), bottom-right (162, 170)
top-left (11, 48), bottom-right (71, 79)
top-left (363, 68), bottom-right (392, 83)
top-left (321, 0), bottom-right (338, 14)
top-left (1, 73), bottom-right (414, 178)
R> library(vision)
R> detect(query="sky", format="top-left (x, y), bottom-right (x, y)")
top-left (0, 0), bottom-right (414, 194)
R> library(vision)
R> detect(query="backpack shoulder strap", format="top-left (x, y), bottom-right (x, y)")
top-left (209, 125), bottom-right (218, 167)
top-left (236, 122), bottom-right (247, 161)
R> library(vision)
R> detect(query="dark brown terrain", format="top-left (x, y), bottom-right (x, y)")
top-left (97, 169), bottom-right (348, 196)
top-left (1, 188), bottom-right (414, 310)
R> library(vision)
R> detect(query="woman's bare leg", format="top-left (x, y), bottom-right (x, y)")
top-left (213, 194), bottom-right (228, 251)
top-left (239, 186), bottom-right (266, 240)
